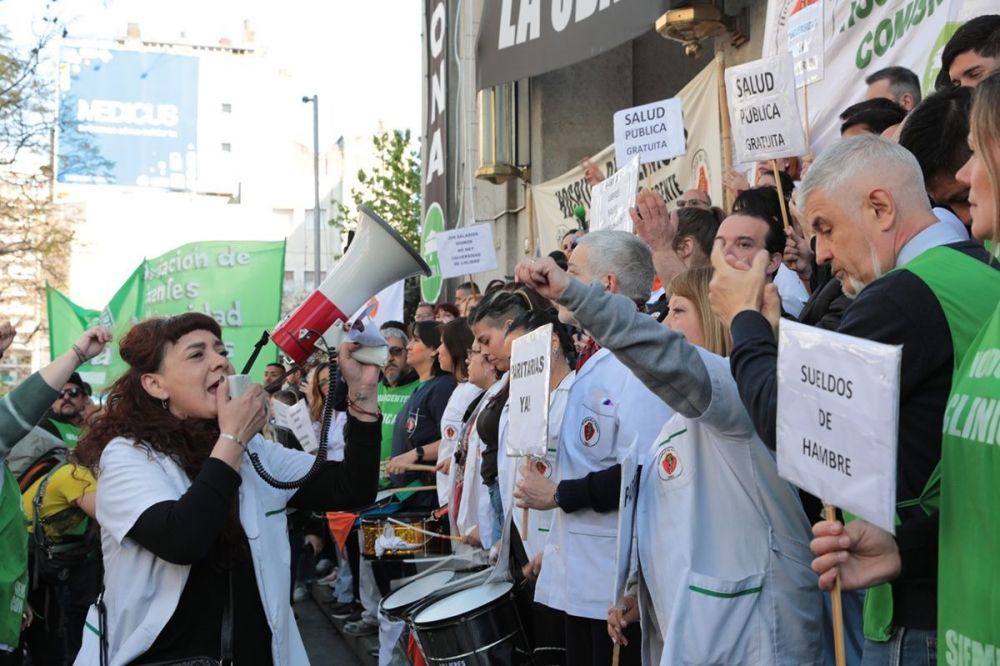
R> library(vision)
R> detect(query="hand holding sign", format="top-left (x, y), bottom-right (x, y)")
top-left (810, 518), bottom-right (901, 592)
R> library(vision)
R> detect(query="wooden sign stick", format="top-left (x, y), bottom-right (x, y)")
top-left (522, 457), bottom-right (530, 536)
top-left (399, 463), bottom-right (439, 473)
top-left (716, 52), bottom-right (735, 212)
top-left (772, 159), bottom-right (792, 230)
top-left (611, 607), bottom-right (624, 666)
top-left (825, 504), bottom-right (848, 666)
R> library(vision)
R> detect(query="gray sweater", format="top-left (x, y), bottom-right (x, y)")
top-left (1, 372), bottom-right (60, 458)
top-left (556, 279), bottom-right (712, 419)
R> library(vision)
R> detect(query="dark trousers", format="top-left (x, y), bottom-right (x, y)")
top-left (21, 556), bottom-right (100, 666)
top-left (564, 612), bottom-right (640, 666)
top-left (346, 527), bottom-right (361, 602)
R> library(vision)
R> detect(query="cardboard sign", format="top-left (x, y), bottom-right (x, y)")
top-left (437, 223), bottom-right (499, 279)
top-left (725, 54), bottom-right (807, 163)
top-left (613, 97), bottom-right (686, 167)
top-left (591, 154), bottom-right (640, 233)
top-left (788, 0), bottom-right (824, 88)
top-left (506, 324), bottom-right (552, 458)
top-left (776, 320), bottom-right (901, 533)
top-left (612, 436), bottom-right (640, 605)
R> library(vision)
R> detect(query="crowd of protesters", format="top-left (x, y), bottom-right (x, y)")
top-left (0, 14), bottom-right (998, 666)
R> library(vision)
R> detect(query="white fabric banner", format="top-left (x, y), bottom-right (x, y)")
top-left (762, 0), bottom-right (991, 152)
top-left (352, 280), bottom-right (404, 329)
top-left (776, 320), bottom-right (902, 533)
top-left (531, 61), bottom-right (723, 255)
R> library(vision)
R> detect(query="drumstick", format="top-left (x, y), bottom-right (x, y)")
top-left (398, 463), bottom-right (439, 472)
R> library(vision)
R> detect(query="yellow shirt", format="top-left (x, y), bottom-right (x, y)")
top-left (22, 464), bottom-right (96, 539)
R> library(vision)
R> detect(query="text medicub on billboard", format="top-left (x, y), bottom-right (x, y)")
top-left (58, 45), bottom-right (198, 190)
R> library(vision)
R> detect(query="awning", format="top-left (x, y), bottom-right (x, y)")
top-left (477, 0), bottom-right (669, 90)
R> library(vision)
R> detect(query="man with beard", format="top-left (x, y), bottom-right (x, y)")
top-left (39, 372), bottom-right (90, 447)
top-left (709, 135), bottom-right (1000, 664)
top-left (376, 324), bottom-right (420, 484)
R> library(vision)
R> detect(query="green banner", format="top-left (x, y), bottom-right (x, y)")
top-left (47, 240), bottom-right (286, 391)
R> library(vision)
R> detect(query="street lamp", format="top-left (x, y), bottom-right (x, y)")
top-left (302, 94), bottom-right (321, 289)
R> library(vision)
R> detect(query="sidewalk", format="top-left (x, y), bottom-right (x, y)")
top-left (307, 582), bottom-right (379, 666)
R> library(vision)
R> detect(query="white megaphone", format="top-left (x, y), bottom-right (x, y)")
top-left (271, 206), bottom-right (431, 366)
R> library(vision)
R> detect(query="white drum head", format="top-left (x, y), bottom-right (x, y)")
top-left (383, 571), bottom-right (456, 611)
top-left (414, 581), bottom-right (513, 625)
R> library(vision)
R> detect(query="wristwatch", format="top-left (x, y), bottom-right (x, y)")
top-left (414, 446), bottom-right (425, 463)
top-left (552, 488), bottom-right (561, 509)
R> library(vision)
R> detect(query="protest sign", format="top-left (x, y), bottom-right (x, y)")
top-left (506, 323), bottom-right (552, 458)
top-left (613, 97), bottom-right (686, 167)
top-left (725, 54), bottom-right (807, 164)
top-left (776, 320), bottom-right (902, 533)
top-left (531, 61), bottom-right (722, 253)
top-left (788, 0), bottom-right (825, 88)
top-left (436, 223), bottom-right (499, 279)
top-left (591, 154), bottom-right (640, 233)
top-left (612, 436), bottom-right (640, 606)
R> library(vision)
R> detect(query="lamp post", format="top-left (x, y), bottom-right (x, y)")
top-left (302, 94), bottom-right (321, 289)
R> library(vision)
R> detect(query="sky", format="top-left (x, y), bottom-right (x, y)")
top-left (1, 0), bottom-right (423, 142)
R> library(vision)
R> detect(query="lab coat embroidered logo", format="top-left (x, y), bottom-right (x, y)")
top-left (444, 425), bottom-right (458, 440)
top-left (581, 417), bottom-right (600, 447)
top-left (657, 447), bottom-right (682, 480)
top-left (533, 458), bottom-right (552, 479)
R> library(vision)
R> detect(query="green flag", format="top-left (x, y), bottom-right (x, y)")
top-left (46, 240), bottom-right (286, 391)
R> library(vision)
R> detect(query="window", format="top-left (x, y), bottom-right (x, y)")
top-left (222, 103), bottom-right (232, 113)
top-left (304, 208), bottom-right (326, 230)
top-left (221, 142), bottom-right (232, 152)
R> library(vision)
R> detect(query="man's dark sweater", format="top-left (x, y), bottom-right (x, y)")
top-left (729, 240), bottom-right (999, 631)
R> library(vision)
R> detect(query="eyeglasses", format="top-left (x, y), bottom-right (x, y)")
top-left (675, 199), bottom-right (708, 208)
top-left (388, 346), bottom-right (405, 357)
top-left (60, 387), bottom-right (82, 398)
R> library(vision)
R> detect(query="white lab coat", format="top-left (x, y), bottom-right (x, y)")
top-left (497, 370), bottom-right (576, 560)
top-left (75, 434), bottom-right (318, 665)
top-left (437, 382), bottom-right (483, 507)
top-left (534, 349), bottom-right (671, 620)
top-left (633, 350), bottom-right (822, 665)
top-left (455, 377), bottom-right (507, 550)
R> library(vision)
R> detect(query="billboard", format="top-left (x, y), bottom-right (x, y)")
top-left (58, 44), bottom-right (199, 189)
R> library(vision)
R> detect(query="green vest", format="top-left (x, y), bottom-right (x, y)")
top-left (0, 466), bottom-right (28, 648)
top-left (937, 303), bottom-right (1000, 664)
top-left (49, 419), bottom-right (81, 449)
top-left (860, 246), bottom-right (1000, 642)
top-left (378, 380), bottom-right (419, 487)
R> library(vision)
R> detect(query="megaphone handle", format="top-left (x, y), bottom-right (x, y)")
top-left (241, 330), bottom-right (272, 375)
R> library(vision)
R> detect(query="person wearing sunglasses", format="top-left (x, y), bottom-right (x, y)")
top-left (38, 372), bottom-right (92, 447)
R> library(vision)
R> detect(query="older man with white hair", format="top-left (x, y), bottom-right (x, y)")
top-left (516, 230), bottom-right (672, 666)
top-left (709, 134), bottom-right (1000, 665)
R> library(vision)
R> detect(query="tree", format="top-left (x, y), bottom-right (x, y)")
top-left (0, 21), bottom-right (111, 385)
top-left (332, 128), bottom-right (423, 316)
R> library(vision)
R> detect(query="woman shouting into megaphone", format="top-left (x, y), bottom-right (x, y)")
top-left (74, 312), bottom-right (381, 665)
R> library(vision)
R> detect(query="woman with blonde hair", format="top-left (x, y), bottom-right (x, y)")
top-left (664, 267), bottom-right (731, 357)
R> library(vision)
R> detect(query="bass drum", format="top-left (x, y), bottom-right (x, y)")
top-left (411, 581), bottom-right (532, 665)
top-left (379, 570), bottom-right (456, 622)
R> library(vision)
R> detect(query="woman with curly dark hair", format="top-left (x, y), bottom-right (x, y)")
top-left (74, 313), bottom-right (381, 665)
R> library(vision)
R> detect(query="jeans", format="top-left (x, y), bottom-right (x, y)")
top-left (861, 628), bottom-right (937, 666)
top-left (823, 589), bottom-right (865, 666)
top-left (487, 480), bottom-right (504, 544)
